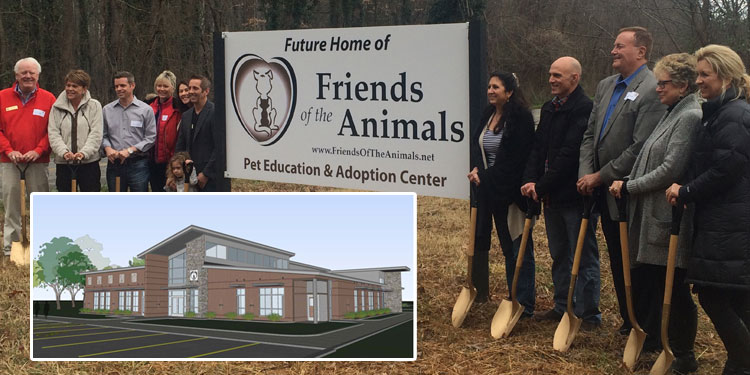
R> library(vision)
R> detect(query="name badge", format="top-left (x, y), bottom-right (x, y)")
top-left (130, 120), bottom-right (143, 128)
top-left (624, 91), bottom-right (639, 101)
top-left (161, 114), bottom-right (168, 121)
top-left (33, 109), bottom-right (46, 117)
top-left (5, 106), bottom-right (18, 112)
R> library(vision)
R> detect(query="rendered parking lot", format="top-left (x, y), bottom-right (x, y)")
top-left (32, 312), bottom-right (413, 359)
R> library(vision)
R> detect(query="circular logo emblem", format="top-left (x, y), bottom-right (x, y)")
top-left (230, 54), bottom-right (297, 146)
top-left (189, 270), bottom-right (199, 282)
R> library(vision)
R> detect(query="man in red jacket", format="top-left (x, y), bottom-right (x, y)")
top-left (0, 57), bottom-right (55, 256)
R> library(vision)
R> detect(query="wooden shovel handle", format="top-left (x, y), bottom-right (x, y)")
top-left (466, 206), bottom-right (478, 286)
top-left (20, 179), bottom-right (27, 242)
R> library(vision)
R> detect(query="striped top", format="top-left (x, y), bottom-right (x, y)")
top-left (483, 127), bottom-right (503, 167)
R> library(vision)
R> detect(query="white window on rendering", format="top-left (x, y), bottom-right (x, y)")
top-left (119, 291), bottom-right (125, 310)
top-left (192, 289), bottom-right (199, 313)
top-left (131, 272), bottom-right (137, 283)
top-left (237, 288), bottom-right (245, 315)
top-left (87, 277), bottom-right (91, 285)
top-left (368, 291), bottom-right (374, 310)
top-left (132, 291), bottom-right (139, 312)
top-left (105, 292), bottom-right (111, 310)
top-left (108, 275), bottom-right (113, 284)
top-left (93, 292), bottom-right (99, 310)
top-left (259, 287), bottom-right (284, 316)
top-left (354, 289), bottom-right (358, 312)
top-left (126, 291), bottom-right (133, 310)
top-left (96, 276), bottom-right (101, 285)
top-left (119, 274), bottom-right (125, 283)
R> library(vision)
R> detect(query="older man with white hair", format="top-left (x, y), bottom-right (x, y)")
top-left (0, 57), bottom-right (55, 256)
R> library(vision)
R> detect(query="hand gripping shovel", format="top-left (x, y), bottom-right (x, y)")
top-left (553, 195), bottom-right (595, 352)
top-left (451, 193), bottom-right (479, 328)
top-left (617, 191), bottom-right (647, 371)
top-left (183, 161), bottom-right (194, 192)
top-left (649, 202), bottom-right (684, 375)
top-left (10, 163), bottom-right (30, 266)
top-left (491, 198), bottom-right (538, 338)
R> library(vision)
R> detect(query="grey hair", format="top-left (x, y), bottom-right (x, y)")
top-left (14, 57), bottom-right (41, 74)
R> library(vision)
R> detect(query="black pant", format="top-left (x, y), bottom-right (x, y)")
top-left (149, 160), bottom-right (167, 192)
top-left (55, 161), bottom-right (101, 192)
top-left (697, 286), bottom-right (750, 370)
top-left (472, 197), bottom-right (512, 299)
top-left (597, 194), bottom-right (628, 326)
top-left (634, 264), bottom-right (697, 356)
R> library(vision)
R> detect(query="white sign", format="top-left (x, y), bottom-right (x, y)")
top-left (224, 23), bottom-right (470, 199)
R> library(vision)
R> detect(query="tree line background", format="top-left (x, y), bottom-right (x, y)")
top-left (0, 0), bottom-right (746, 105)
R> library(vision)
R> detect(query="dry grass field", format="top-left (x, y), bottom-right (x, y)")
top-left (0, 182), bottom-right (729, 374)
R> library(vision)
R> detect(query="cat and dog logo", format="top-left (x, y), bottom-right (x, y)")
top-left (230, 54), bottom-right (297, 146)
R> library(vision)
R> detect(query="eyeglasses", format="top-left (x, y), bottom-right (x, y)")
top-left (656, 80), bottom-right (673, 89)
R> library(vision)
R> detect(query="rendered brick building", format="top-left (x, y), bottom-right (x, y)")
top-left (81, 226), bottom-right (409, 322)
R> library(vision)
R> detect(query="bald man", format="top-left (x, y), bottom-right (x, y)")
top-left (520, 57), bottom-right (601, 329)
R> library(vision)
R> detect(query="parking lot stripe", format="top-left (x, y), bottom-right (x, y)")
top-left (34, 330), bottom-right (133, 341)
top-left (42, 333), bottom-right (168, 349)
top-left (35, 324), bottom-right (85, 330)
top-left (79, 337), bottom-right (207, 357)
top-left (189, 342), bottom-right (260, 358)
top-left (34, 323), bottom-right (71, 328)
top-left (34, 327), bottom-right (108, 335)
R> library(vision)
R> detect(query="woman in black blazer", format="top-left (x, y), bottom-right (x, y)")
top-left (468, 72), bottom-right (536, 315)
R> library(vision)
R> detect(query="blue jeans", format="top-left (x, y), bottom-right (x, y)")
top-left (544, 204), bottom-right (601, 323)
top-left (106, 158), bottom-right (149, 192)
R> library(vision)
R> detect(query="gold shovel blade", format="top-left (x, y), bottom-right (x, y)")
top-left (10, 241), bottom-right (29, 266)
top-left (491, 298), bottom-right (512, 338)
top-left (553, 312), bottom-right (582, 352)
top-left (649, 349), bottom-right (674, 375)
top-left (451, 286), bottom-right (476, 328)
top-left (491, 298), bottom-right (524, 339)
top-left (623, 327), bottom-right (647, 370)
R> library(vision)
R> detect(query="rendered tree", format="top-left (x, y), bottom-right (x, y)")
top-left (58, 251), bottom-right (96, 307)
top-left (129, 257), bottom-right (145, 267)
top-left (37, 237), bottom-right (94, 309)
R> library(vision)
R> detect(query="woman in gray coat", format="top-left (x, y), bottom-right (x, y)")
top-left (48, 69), bottom-right (103, 192)
top-left (609, 53), bottom-right (701, 373)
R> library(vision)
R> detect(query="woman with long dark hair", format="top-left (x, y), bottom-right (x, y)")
top-left (467, 72), bottom-right (536, 315)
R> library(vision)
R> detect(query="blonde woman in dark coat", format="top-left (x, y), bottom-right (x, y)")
top-left (666, 44), bottom-right (750, 375)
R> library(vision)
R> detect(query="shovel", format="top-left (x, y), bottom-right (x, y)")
top-left (616, 191), bottom-right (647, 370)
top-left (451, 195), bottom-right (479, 328)
top-left (114, 159), bottom-right (122, 192)
top-left (553, 194), bottom-right (595, 352)
top-left (10, 163), bottom-right (30, 266)
top-left (68, 160), bottom-right (80, 192)
top-left (491, 198), bottom-right (538, 338)
top-left (649, 202), bottom-right (684, 375)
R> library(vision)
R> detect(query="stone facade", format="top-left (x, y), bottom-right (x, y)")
top-left (384, 271), bottom-right (403, 312)
top-left (184, 235), bottom-right (207, 316)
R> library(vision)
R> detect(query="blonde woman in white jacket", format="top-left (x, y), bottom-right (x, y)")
top-left (48, 70), bottom-right (103, 191)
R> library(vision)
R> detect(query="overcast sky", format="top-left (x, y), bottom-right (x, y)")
top-left (30, 193), bottom-right (415, 302)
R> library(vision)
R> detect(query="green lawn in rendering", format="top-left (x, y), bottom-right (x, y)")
top-left (324, 319), bottom-right (413, 358)
top-left (131, 318), bottom-right (356, 335)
